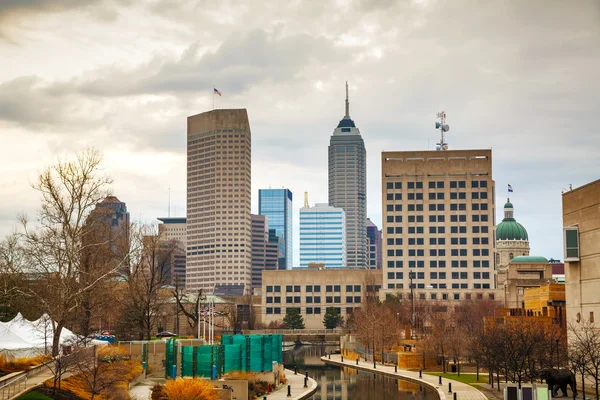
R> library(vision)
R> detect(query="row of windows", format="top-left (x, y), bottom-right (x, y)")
top-left (387, 214), bottom-right (490, 223)
top-left (385, 180), bottom-right (488, 190)
top-left (266, 307), bottom-right (354, 315)
top-left (265, 284), bottom-right (362, 293)
top-left (387, 271), bottom-right (491, 280)
top-left (386, 260), bottom-right (491, 268)
top-left (385, 290), bottom-right (494, 300)
top-left (386, 226), bottom-right (491, 235)
top-left (386, 192), bottom-right (490, 201)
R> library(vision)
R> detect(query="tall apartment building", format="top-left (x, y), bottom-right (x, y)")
top-left (367, 218), bottom-right (382, 269)
top-left (186, 109), bottom-right (252, 294)
top-left (562, 179), bottom-right (600, 326)
top-left (258, 189), bottom-right (293, 269)
top-left (381, 149), bottom-right (496, 301)
top-left (328, 83), bottom-right (367, 268)
top-left (157, 217), bottom-right (187, 246)
top-left (299, 203), bottom-right (346, 268)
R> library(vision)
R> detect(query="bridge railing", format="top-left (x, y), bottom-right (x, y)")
top-left (250, 329), bottom-right (344, 335)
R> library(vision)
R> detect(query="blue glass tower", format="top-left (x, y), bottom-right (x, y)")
top-left (258, 189), bottom-right (293, 270)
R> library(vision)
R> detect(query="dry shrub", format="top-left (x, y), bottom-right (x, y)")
top-left (163, 378), bottom-right (219, 400)
top-left (151, 382), bottom-right (166, 400)
top-left (98, 346), bottom-right (130, 362)
top-left (0, 354), bottom-right (51, 373)
top-left (224, 372), bottom-right (270, 398)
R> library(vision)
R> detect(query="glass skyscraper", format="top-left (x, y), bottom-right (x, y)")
top-left (258, 188), bottom-right (293, 270)
top-left (299, 203), bottom-right (346, 268)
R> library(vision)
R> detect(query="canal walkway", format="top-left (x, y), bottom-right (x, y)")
top-left (322, 354), bottom-right (487, 400)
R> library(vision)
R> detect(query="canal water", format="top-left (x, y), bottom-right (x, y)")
top-left (283, 345), bottom-right (436, 400)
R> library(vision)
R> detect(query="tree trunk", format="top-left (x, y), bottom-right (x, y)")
top-left (497, 371), bottom-right (501, 392)
top-left (458, 359), bottom-right (461, 376)
top-left (581, 371), bottom-right (586, 400)
top-left (52, 323), bottom-right (64, 357)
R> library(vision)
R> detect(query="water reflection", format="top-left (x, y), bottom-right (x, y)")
top-left (283, 345), bottom-right (435, 400)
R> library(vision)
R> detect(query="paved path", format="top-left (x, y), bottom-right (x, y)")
top-left (128, 370), bottom-right (317, 400)
top-left (322, 354), bottom-right (487, 400)
top-left (3, 368), bottom-right (67, 399)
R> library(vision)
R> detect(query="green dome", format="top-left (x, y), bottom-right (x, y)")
top-left (496, 219), bottom-right (528, 240)
top-left (510, 256), bottom-right (548, 264)
top-left (496, 198), bottom-right (528, 240)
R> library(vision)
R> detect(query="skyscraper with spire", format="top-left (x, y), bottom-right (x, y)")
top-left (328, 83), bottom-right (367, 268)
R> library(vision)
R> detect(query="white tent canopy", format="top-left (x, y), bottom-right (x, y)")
top-left (0, 313), bottom-right (80, 359)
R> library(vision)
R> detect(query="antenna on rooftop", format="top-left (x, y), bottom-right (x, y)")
top-left (435, 111), bottom-right (450, 151)
top-left (304, 192), bottom-right (309, 208)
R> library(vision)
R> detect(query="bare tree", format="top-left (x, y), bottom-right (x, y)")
top-left (120, 227), bottom-right (174, 340)
top-left (570, 320), bottom-right (600, 399)
top-left (172, 281), bottom-right (204, 337)
top-left (17, 149), bottom-right (126, 356)
top-left (71, 346), bottom-right (129, 400)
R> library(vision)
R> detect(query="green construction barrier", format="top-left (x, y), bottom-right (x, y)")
top-left (262, 336), bottom-right (272, 372)
top-left (181, 346), bottom-right (195, 377)
top-left (195, 345), bottom-right (223, 378)
top-left (232, 335), bottom-right (248, 372)
top-left (164, 339), bottom-right (177, 379)
top-left (248, 335), bottom-right (264, 372)
top-left (223, 344), bottom-right (242, 373)
top-left (221, 334), bottom-right (233, 345)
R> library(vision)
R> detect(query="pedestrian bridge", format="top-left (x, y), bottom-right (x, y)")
top-left (249, 329), bottom-right (343, 345)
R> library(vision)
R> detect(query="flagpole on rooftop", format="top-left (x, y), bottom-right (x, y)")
top-left (212, 84), bottom-right (215, 110)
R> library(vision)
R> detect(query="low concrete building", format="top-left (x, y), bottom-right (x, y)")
top-left (503, 256), bottom-right (554, 309)
top-left (260, 269), bottom-right (382, 329)
top-left (562, 179), bottom-right (600, 326)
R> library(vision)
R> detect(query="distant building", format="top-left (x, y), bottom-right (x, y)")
top-left (562, 179), bottom-right (600, 326)
top-left (258, 189), bottom-right (293, 270)
top-left (83, 196), bottom-right (130, 276)
top-left (266, 229), bottom-right (282, 273)
top-left (366, 219), bottom-right (382, 269)
top-left (260, 268), bottom-right (382, 329)
top-left (186, 109), bottom-right (252, 294)
top-left (381, 149), bottom-right (496, 301)
top-left (157, 217), bottom-right (187, 246)
top-left (328, 83), bottom-right (367, 268)
top-left (502, 256), bottom-right (553, 309)
top-left (299, 203), bottom-right (346, 268)
top-left (496, 199), bottom-right (530, 287)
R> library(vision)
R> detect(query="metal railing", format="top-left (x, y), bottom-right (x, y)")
top-left (0, 374), bottom-right (28, 400)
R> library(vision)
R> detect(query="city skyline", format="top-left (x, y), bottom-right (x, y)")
top-left (1, 1), bottom-right (599, 266)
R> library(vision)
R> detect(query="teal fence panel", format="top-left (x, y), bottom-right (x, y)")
top-left (232, 335), bottom-right (248, 372)
top-left (262, 336), bottom-right (272, 371)
top-left (248, 335), bottom-right (264, 372)
top-left (223, 344), bottom-right (242, 373)
top-left (195, 346), bottom-right (213, 377)
top-left (181, 346), bottom-right (195, 377)
top-left (164, 339), bottom-right (177, 379)
top-left (221, 334), bottom-right (233, 345)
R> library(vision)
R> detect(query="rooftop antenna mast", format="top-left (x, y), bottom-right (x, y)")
top-left (304, 192), bottom-right (309, 208)
top-left (435, 111), bottom-right (450, 151)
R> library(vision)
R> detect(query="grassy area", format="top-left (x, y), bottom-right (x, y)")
top-left (426, 372), bottom-right (489, 385)
top-left (16, 390), bottom-right (53, 400)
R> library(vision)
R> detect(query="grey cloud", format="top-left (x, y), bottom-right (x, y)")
top-left (76, 29), bottom-right (350, 97)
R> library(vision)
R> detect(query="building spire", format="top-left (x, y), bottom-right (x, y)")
top-left (345, 81), bottom-right (350, 118)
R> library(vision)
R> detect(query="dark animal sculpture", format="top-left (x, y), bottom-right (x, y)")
top-left (539, 369), bottom-right (577, 398)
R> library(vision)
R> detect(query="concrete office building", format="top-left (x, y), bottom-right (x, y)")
top-left (495, 199), bottom-right (530, 287)
top-left (381, 149), bottom-right (496, 301)
top-left (502, 256), bottom-right (553, 309)
top-left (157, 217), bottom-right (187, 246)
top-left (260, 268), bottom-right (382, 329)
top-left (250, 215), bottom-right (281, 292)
top-left (562, 179), bottom-right (600, 326)
top-left (186, 109), bottom-right (252, 294)
top-left (367, 218), bottom-right (382, 269)
top-left (328, 83), bottom-right (367, 268)
top-left (299, 203), bottom-right (346, 268)
top-left (258, 189), bottom-right (293, 270)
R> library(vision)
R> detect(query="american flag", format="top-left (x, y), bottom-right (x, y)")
top-left (213, 88), bottom-right (222, 96)
top-left (508, 184), bottom-right (513, 193)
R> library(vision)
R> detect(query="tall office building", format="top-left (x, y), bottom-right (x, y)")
top-left (186, 109), bottom-right (252, 294)
top-left (157, 217), bottom-right (187, 246)
top-left (367, 218), bottom-right (382, 269)
top-left (381, 149), bottom-right (496, 301)
top-left (328, 83), bottom-right (367, 268)
top-left (83, 196), bottom-right (130, 276)
top-left (258, 189), bottom-right (293, 269)
top-left (250, 214), bottom-right (268, 292)
top-left (299, 203), bottom-right (346, 268)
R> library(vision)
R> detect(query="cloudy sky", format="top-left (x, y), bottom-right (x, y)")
top-left (1, 0), bottom-right (598, 264)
